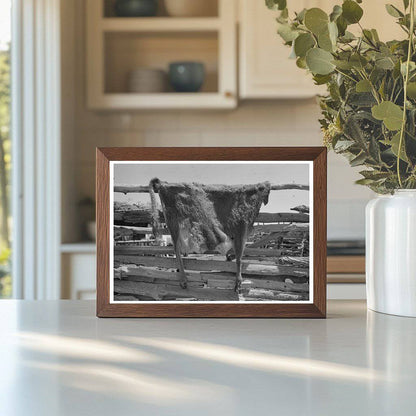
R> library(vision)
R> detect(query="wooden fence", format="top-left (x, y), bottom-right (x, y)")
top-left (113, 183), bottom-right (310, 302)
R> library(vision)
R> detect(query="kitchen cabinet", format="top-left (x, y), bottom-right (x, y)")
top-left (238, 0), bottom-right (404, 99)
top-left (61, 244), bottom-right (96, 300)
top-left (239, 0), bottom-right (327, 99)
top-left (86, 0), bottom-right (237, 109)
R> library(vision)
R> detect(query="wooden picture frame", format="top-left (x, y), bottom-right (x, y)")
top-left (96, 147), bottom-right (327, 318)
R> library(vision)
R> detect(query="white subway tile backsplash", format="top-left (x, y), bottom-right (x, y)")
top-left (144, 131), bottom-right (202, 147)
top-left (131, 111), bottom-right (183, 130)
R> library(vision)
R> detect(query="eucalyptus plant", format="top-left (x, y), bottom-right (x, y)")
top-left (266, 0), bottom-right (416, 193)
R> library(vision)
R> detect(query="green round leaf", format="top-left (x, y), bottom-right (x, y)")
top-left (371, 101), bottom-right (403, 131)
top-left (333, 59), bottom-right (353, 70)
top-left (330, 5), bottom-right (343, 22)
top-left (342, 0), bottom-right (363, 24)
top-left (296, 57), bottom-right (307, 69)
top-left (385, 4), bottom-right (403, 18)
top-left (350, 53), bottom-right (368, 69)
top-left (328, 21), bottom-right (338, 42)
top-left (313, 74), bottom-right (331, 85)
top-left (306, 48), bottom-right (335, 75)
top-left (407, 82), bottom-right (416, 99)
top-left (318, 32), bottom-right (333, 52)
top-left (336, 15), bottom-right (348, 36)
top-left (356, 79), bottom-right (372, 93)
top-left (294, 33), bottom-right (315, 57)
top-left (317, 22), bottom-right (338, 52)
top-left (296, 8), bottom-right (307, 23)
top-left (375, 56), bottom-right (395, 70)
top-left (277, 23), bottom-right (299, 42)
top-left (304, 8), bottom-right (329, 35)
top-left (266, 0), bottom-right (287, 11)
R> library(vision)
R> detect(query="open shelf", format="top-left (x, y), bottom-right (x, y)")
top-left (86, 0), bottom-right (236, 109)
top-left (61, 242), bottom-right (96, 254)
top-left (104, 31), bottom-right (219, 94)
top-left (103, 0), bottom-right (219, 18)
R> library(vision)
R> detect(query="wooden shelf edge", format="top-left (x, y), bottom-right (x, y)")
top-left (101, 17), bottom-right (221, 32)
top-left (327, 274), bottom-right (366, 283)
top-left (88, 93), bottom-right (237, 110)
top-left (61, 243), bottom-right (96, 254)
top-left (327, 255), bottom-right (365, 274)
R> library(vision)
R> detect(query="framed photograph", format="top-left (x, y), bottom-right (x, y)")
top-left (96, 147), bottom-right (327, 318)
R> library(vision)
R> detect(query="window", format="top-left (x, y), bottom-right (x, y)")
top-left (0, 0), bottom-right (11, 298)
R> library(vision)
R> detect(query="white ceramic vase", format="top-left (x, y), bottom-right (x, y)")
top-left (366, 190), bottom-right (416, 317)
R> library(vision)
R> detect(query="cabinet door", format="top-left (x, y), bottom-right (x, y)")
top-left (62, 253), bottom-right (96, 300)
top-left (239, 0), bottom-right (324, 99)
top-left (239, 0), bottom-right (403, 99)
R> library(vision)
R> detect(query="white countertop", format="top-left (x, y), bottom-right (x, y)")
top-left (0, 300), bottom-right (415, 415)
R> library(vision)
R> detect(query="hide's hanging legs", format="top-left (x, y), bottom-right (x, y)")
top-left (173, 242), bottom-right (188, 289)
top-left (233, 223), bottom-right (248, 293)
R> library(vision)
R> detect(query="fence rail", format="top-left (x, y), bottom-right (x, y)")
top-left (114, 257), bottom-right (310, 301)
top-left (114, 183), bottom-right (310, 194)
top-left (115, 209), bottom-right (309, 226)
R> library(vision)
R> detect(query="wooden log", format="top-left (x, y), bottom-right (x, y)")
top-left (279, 256), bottom-right (310, 268)
top-left (114, 183), bottom-right (309, 194)
top-left (114, 255), bottom-right (309, 276)
top-left (249, 232), bottom-right (280, 248)
top-left (117, 265), bottom-right (309, 283)
top-left (114, 225), bottom-right (170, 235)
top-left (114, 209), bottom-right (164, 226)
top-left (117, 265), bottom-right (204, 281)
top-left (115, 185), bottom-right (150, 194)
top-left (114, 245), bottom-right (284, 257)
top-left (253, 223), bottom-right (309, 233)
top-left (115, 255), bottom-right (233, 272)
top-left (124, 275), bottom-right (206, 288)
top-left (194, 277), bottom-right (309, 292)
top-left (270, 184), bottom-right (309, 191)
top-left (242, 289), bottom-right (309, 301)
top-left (290, 205), bottom-right (309, 213)
top-left (241, 278), bottom-right (309, 293)
top-left (114, 209), bottom-right (309, 227)
top-left (115, 246), bottom-right (174, 255)
top-left (114, 279), bottom-right (239, 301)
top-left (113, 295), bottom-right (140, 301)
top-left (114, 225), bottom-right (154, 233)
top-left (243, 263), bottom-right (309, 277)
top-left (256, 212), bottom-right (309, 223)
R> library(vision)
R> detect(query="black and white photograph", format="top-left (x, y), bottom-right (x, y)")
top-left (110, 161), bottom-right (313, 303)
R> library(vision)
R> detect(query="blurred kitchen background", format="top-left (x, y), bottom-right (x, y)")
top-left (4, 0), bottom-right (402, 300)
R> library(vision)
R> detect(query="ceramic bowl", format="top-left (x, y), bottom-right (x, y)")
top-left (127, 68), bottom-right (167, 93)
top-left (168, 62), bottom-right (205, 93)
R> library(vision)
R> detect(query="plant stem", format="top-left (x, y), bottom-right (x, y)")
top-left (358, 69), bottom-right (380, 104)
top-left (397, 0), bottom-right (415, 188)
top-left (334, 68), bottom-right (357, 83)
